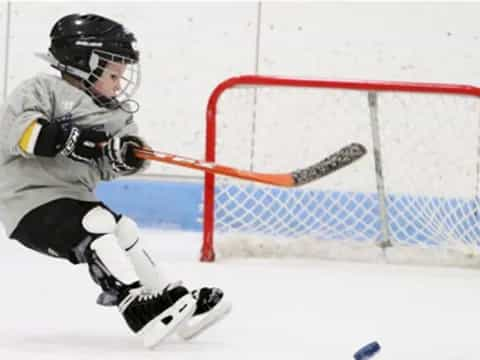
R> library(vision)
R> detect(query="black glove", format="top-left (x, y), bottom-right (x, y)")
top-left (57, 123), bottom-right (108, 164)
top-left (103, 135), bottom-right (146, 172)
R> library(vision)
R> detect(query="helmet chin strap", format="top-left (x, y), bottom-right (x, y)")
top-left (83, 86), bottom-right (117, 108)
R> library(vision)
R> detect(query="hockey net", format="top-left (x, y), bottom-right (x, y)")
top-left (201, 75), bottom-right (480, 267)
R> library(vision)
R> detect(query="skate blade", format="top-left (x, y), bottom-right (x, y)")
top-left (177, 298), bottom-right (232, 340)
top-left (140, 294), bottom-right (196, 349)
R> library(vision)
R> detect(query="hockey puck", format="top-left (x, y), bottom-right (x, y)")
top-left (353, 341), bottom-right (381, 360)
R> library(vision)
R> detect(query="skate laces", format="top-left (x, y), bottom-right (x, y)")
top-left (118, 287), bottom-right (160, 312)
top-left (119, 282), bottom-right (187, 313)
top-left (137, 289), bottom-right (161, 302)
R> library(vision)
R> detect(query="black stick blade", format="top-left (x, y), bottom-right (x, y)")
top-left (291, 143), bottom-right (367, 186)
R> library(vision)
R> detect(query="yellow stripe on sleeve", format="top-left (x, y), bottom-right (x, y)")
top-left (19, 120), bottom-right (43, 154)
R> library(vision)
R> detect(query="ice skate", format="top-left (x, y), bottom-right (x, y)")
top-left (119, 283), bottom-right (196, 348)
top-left (177, 287), bottom-right (232, 340)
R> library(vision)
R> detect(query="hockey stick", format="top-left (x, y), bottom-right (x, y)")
top-left (134, 143), bottom-right (367, 187)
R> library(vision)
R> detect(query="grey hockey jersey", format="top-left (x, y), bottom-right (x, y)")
top-left (0, 73), bottom-right (144, 236)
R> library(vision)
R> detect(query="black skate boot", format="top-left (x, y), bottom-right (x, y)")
top-left (177, 287), bottom-right (232, 340)
top-left (118, 282), bottom-right (196, 348)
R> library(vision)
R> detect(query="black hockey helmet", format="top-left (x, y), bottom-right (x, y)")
top-left (49, 13), bottom-right (139, 75)
top-left (41, 13), bottom-right (141, 110)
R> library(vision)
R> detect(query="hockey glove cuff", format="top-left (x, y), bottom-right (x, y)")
top-left (22, 119), bottom-right (108, 163)
top-left (57, 123), bottom-right (108, 164)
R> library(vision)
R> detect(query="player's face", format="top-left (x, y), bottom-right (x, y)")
top-left (92, 62), bottom-right (127, 98)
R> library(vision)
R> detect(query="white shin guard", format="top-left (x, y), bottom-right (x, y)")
top-left (115, 216), bottom-right (167, 291)
top-left (82, 206), bottom-right (139, 286)
top-left (90, 233), bottom-right (140, 286)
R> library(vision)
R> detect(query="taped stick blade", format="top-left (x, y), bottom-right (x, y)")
top-left (291, 143), bottom-right (367, 186)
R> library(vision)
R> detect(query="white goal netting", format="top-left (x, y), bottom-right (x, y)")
top-left (205, 80), bottom-right (480, 267)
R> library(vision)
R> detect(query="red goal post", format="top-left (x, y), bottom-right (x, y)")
top-left (201, 75), bottom-right (480, 263)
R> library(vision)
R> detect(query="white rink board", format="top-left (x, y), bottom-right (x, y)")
top-left (259, 2), bottom-right (480, 83)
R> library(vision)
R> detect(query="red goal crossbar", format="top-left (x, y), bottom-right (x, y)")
top-left (201, 75), bottom-right (480, 262)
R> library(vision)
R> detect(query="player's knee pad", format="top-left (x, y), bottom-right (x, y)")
top-left (82, 206), bottom-right (117, 234)
top-left (71, 206), bottom-right (117, 264)
top-left (115, 216), bottom-right (139, 250)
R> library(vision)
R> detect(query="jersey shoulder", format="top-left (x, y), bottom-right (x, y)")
top-left (7, 73), bottom-right (85, 102)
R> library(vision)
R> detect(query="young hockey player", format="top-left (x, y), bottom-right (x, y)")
top-left (0, 13), bottom-right (230, 348)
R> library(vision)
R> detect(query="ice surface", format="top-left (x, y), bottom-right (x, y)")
top-left (1, 227), bottom-right (479, 360)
